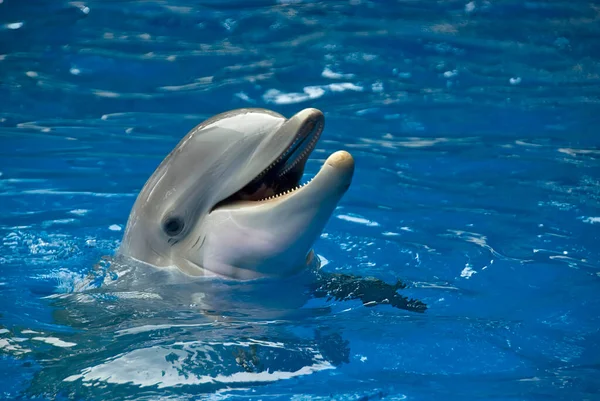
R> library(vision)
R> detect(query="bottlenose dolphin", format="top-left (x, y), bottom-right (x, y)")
top-left (117, 108), bottom-right (354, 280)
top-left (7, 108), bottom-right (426, 398)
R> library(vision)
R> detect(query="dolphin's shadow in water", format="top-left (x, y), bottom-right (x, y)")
top-left (309, 270), bottom-right (428, 314)
top-left (78, 254), bottom-right (428, 316)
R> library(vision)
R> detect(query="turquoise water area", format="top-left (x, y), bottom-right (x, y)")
top-left (1, 1), bottom-right (599, 400)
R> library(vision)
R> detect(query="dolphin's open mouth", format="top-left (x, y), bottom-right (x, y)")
top-left (216, 113), bottom-right (324, 208)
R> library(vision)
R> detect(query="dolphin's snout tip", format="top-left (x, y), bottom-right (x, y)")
top-left (301, 107), bottom-right (323, 116)
top-left (325, 150), bottom-right (354, 190)
top-left (326, 150), bottom-right (355, 172)
top-left (296, 108), bottom-right (324, 122)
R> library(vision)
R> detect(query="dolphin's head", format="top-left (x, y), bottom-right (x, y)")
top-left (119, 108), bottom-right (354, 280)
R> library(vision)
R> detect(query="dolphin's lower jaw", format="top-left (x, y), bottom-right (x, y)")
top-left (200, 150), bottom-right (354, 279)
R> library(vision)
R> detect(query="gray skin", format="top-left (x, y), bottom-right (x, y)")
top-left (117, 108), bottom-right (354, 280)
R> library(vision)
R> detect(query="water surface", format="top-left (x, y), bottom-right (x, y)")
top-left (1, 1), bottom-right (599, 400)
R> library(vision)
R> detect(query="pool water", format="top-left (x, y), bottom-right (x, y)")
top-left (1, 1), bottom-right (599, 400)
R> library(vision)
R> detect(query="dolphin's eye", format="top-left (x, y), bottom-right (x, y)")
top-left (163, 217), bottom-right (184, 236)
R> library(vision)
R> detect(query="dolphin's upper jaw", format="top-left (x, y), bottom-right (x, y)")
top-left (213, 109), bottom-right (326, 209)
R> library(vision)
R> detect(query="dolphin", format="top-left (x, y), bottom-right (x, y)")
top-left (117, 107), bottom-right (355, 280)
top-left (11, 108), bottom-right (426, 398)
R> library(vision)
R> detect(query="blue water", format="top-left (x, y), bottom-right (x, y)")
top-left (1, 0), bottom-right (600, 399)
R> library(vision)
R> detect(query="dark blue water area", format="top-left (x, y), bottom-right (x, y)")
top-left (1, 0), bottom-right (600, 400)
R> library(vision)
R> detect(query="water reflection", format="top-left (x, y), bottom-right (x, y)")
top-left (2, 254), bottom-right (424, 398)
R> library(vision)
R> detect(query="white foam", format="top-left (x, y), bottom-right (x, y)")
top-left (414, 282), bottom-right (459, 290)
top-left (263, 87), bottom-right (325, 105)
top-left (222, 18), bottom-right (236, 31)
top-left (31, 336), bottom-right (77, 348)
top-left (42, 218), bottom-right (76, 227)
top-left (263, 82), bottom-right (363, 105)
top-left (110, 291), bottom-right (163, 300)
top-left (109, 224), bottom-right (122, 231)
top-left (328, 82), bottom-right (363, 92)
top-left (321, 67), bottom-right (355, 79)
top-left (64, 341), bottom-right (334, 388)
top-left (234, 92), bottom-right (254, 103)
top-left (371, 81), bottom-right (384, 92)
top-left (0, 338), bottom-right (31, 355)
top-left (336, 214), bottom-right (380, 227)
top-left (69, 209), bottom-right (88, 216)
top-left (37, 268), bottom-right (90, 294)
top-left (115, 323), bottom-right (215, 337)
top-left (460, 265), bottom-right (477, 279)
top-left (582, 217), bottom-right (600, 224)
top-left (70, 2), bottom-right (91, 14)
top-left (558, 148), bottom-right (600, 156)
top-left (6, 22), bottom-right (23, 30)
top-left (203, 339), bottom-right (287, 349)
top-left (443, 70), bottom-right (458, 78)
top-left (447, 230), bottom-right (494, 253)
top-left (509, 77), bottom-right (522, 85)
top-left (93, 90), bottom-right (120, 98)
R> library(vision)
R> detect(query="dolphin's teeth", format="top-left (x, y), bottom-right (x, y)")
top-left (278, 123), bottom-right (322, 178)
